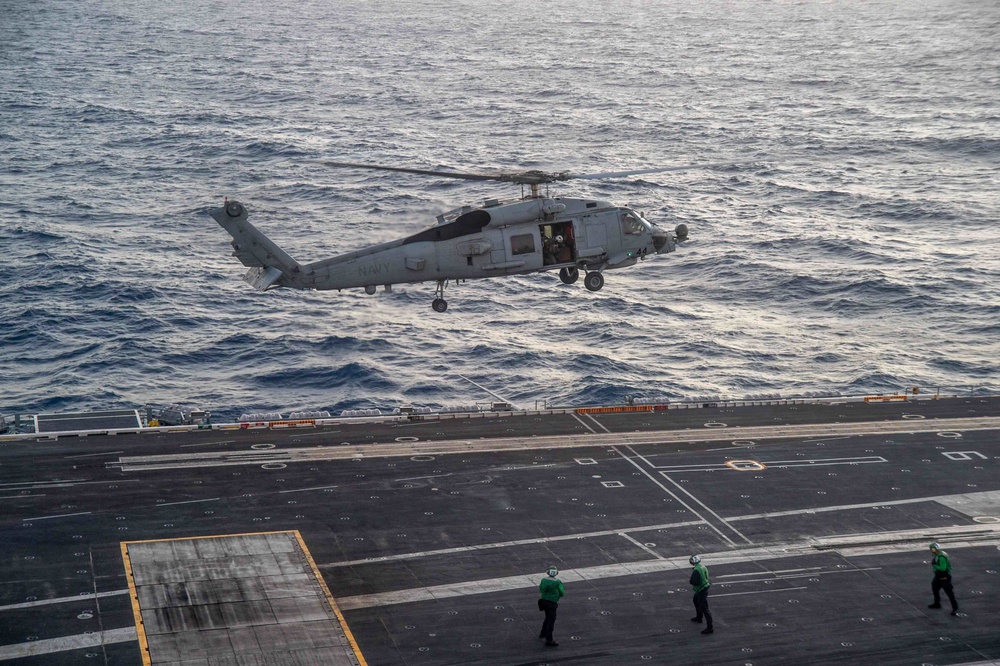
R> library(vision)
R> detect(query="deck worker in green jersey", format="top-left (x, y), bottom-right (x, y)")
top-left (927, 542), bottom-right (959, 615)
top-left (538, 565), bottom-right (565, 647)
top-left (689, 555), bottom-right (714, 634)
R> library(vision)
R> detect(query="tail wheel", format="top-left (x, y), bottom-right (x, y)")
top-left (584, 271), bottom-right (604, 292)
top-left (559, 267), bottom-right (579, 284)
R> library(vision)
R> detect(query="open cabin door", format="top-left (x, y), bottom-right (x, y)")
top-left (540, 220), bottom-right (580, 266)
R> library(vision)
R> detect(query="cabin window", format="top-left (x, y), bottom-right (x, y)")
top-left (621, 213), bottom-right (644, 235)
top-left (510, 233), bottom-right (535, 256)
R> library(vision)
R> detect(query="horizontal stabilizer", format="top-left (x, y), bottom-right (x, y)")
top-left (244, 266), bottom-right (283, 291)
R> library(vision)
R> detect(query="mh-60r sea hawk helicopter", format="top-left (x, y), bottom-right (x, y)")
top-left (211, 161), bottom-right (712, 312)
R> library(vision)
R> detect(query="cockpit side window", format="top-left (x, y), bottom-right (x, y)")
top-left (621, 212), bottom-right (644, 235)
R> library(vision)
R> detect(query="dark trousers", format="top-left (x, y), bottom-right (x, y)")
top-left (539, 599), bottom-right (558, 641)
top-left (693, 589), bottom-right (713, 629)
top-left (932, 575), bottom-right (958, 611)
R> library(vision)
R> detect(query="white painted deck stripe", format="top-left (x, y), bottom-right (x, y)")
top-left (570, 413), bottom-right (595, 433)
top-left (22, 511), bottom-right (91, 521)
top-left (322, 519), bottom-right (704, 568)
top-left (621, 443), bottom-right (753, 544)
top-left (0, 479), bottom-right (86, 486)
top-left (0, 627), bottom-right (136, 661)
top-left (394, 473), bottom-right (453, 482)
top-left (660, 473), bottom-right (754, 544)
top-left (618, 532), bottom-right (665, 559)
top-left (716, 567), bottom-right (822, 578)
top-left (715, 567), bottom-right (881, 586)
top-left (726, 496), bottom-right (936, 521)
top-left (641, 455), bottom-right (887, 472)
top-left (154, 497), bottom-right (219, 506)
top-left (612, 446), bottom-right (736, 546)
top-left (584, 413), bottom-right (612, 433)
top-left (715, 586), bottom-right (808, 598)
top-left (0, 590), bottom-right (128, 612)
top-left (279, 484), bottom-right (340, 493)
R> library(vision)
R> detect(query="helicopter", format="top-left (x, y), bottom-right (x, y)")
top-left (210, 161), bottom-right (709, 312)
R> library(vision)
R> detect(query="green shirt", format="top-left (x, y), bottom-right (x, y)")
top-left (932, 551), bottom-right (952, 575)
top-left (539, 577), bottom-right (565, 603)
top-left (690, 563), bottom-right (710, 593)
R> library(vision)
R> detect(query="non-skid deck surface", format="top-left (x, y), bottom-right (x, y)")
top-left (121, 532), bottom-right (361, 665)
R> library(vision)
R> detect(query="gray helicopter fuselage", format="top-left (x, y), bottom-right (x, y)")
top-left (211, 196), bottom-right (676, 295)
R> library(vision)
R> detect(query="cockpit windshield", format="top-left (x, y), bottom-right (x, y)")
top-left (621, 211), bottom-right (647, 235)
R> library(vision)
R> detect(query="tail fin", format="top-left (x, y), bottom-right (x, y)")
top-left (210, 200), bottom-right (299, 290)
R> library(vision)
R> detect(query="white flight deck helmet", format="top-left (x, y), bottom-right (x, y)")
top-left (929, 542), bottom-right (941, 552)
top-left (690, 555), bottom-right (701, 565)
top-left (555, 235), bottom-right (563, 243)
top-left (547, 566), bottom-right (559, 577)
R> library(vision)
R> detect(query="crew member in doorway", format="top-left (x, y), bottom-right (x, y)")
top-left (928, 542), bottom-right (959, 615)
top-left (538, 565), bottom-right (565, 647)
top-left (689, 555), bottom-right (714, 634)
top-left (543, 234), bottom-right (559, 265)
top-left (552, 234), bottom-right (571, 263)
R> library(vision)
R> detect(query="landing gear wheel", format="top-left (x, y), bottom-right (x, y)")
top-left (431, 279), bottom-right (450, 312)
top-left (584, 271), bottom-right (604, 292)
top-left (559, 267), bottom-right (579, 285)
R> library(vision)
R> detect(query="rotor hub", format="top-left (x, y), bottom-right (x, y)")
top-left (500, 170), bottom-right (572, 185)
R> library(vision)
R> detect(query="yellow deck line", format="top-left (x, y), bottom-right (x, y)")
top-left (119, 542), bottom-right (152, 666)
top-left (294, 530), bottom-right (369, 666)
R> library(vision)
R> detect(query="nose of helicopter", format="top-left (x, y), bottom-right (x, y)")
top-left (652, 223), bottom-right (689, 253)
top-left (652, 229), bottom-right (670, 252)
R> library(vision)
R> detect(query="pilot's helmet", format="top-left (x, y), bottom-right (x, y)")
top-left (547, 566), bottom-right (559, 577)
top-left (554, 235), bottom-right (563, 243)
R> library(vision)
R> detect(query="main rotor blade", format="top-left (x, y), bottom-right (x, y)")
top-left (319, 158), bottom-right (768, 186)
top-left (321, 161), bottom-right (501, 182)
top-left (570, 160), bottom-right (764, 180)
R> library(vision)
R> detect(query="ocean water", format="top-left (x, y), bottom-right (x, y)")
top-left (2, 0), bottom-right (998, 421)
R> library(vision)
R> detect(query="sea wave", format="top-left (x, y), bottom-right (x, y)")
top-left (1, 0), bottom-right (998, 419)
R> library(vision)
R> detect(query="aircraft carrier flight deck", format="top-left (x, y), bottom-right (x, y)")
top-left (2, 394), bottom-right (1000, 665)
